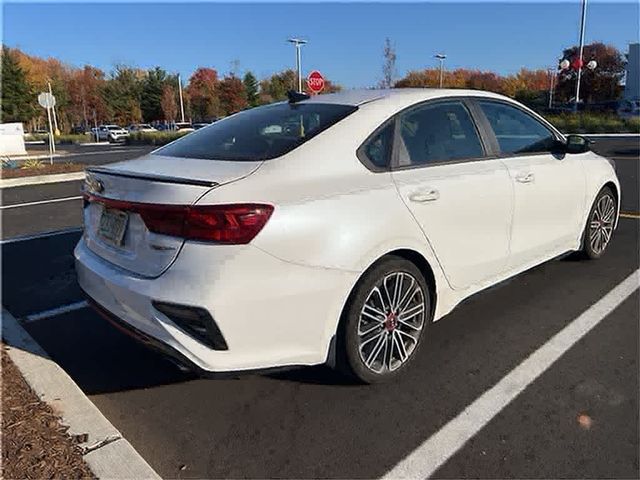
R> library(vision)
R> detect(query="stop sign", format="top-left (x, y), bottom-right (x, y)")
top-left (307, 70), bottom-right (325, 94)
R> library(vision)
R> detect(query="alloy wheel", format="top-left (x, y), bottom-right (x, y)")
top-left (589, 193), bottom-right (616, 255)
top-left (357, 272), bottom-right (426, 374)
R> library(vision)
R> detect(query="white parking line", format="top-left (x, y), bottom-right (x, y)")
top-left (0, 227), bottom-right (83, 244)
top-left (0, 195), bottom-right (83, 210)
top-left (23, 300), bottom-right (89, 324)
top-left (382, 268), bottom-right (639, 480)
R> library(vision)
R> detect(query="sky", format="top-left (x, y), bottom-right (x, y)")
top-left (2, 1), bottom-right (638, 88)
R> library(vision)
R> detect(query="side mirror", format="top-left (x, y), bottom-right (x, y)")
top-left (565, 134), bottom-right (591, 154)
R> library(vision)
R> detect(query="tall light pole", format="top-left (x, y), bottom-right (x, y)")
top-left (574, 0), bottom-right (588, 111)
top-left (177, 73), bottom-right (185, 123)
top-left (288, 38), bottom-right (307, 92)
top-left (435, 54), bottom-right (446, 88)
top-left (548, 67), bottom-right (557, 109)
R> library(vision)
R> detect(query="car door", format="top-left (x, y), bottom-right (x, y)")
top-left (391, 99), bottom-right (513, 290)
top-left (473, 99), bottom-right (586, 269)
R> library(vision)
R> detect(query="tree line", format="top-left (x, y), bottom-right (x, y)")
top-left (1, 40), bottom-right (627, 133)
top-left (0, 46), bottom-right (341, 132)
top-left (384, 40), bottom-right (626, 109)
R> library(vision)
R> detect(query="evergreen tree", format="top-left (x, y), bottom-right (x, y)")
top-left (1, 47), bottom-right (36, 123)
top-left (243, 71), bottom-right (259, 107)
top-left (141, 67), bottom-right (168, 122)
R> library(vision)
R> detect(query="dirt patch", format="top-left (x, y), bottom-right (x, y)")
top-left (0, 163), bottom-right (85, 179)
top-left (1, 346), bottom-right (95, 479)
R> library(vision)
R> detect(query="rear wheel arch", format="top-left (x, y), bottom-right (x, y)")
top-left (351, 249), bottom-right (437, 319)
top-left (332, 249), bottom-right (437, 381)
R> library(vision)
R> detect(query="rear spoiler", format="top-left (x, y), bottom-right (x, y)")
top-left (86, 167), bottom-right (218, 187)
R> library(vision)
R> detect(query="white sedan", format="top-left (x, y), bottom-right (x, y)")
top-left (75, 89), bottom-right (620, 383)
top-left (96, 125), bottom-right (130, 142)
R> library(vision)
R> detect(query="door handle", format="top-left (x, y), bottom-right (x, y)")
top-left (409, 189), bottom-right (440, 203)
top-left (515, 172), bottom-right (535, 184)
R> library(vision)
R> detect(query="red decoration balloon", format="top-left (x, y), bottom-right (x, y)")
top-left (571, 57), bottom-right (584, 70)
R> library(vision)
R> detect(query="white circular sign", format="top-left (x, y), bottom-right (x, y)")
top-left (38, 92), bottom-right (56, 108)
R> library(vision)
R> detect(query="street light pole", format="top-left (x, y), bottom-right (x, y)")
top-left (548, 68), bottom-right (557, 109)
top-left (288, 38), bottom-right (307, 92)
top-left (435, 54), bottom-right (446, 88)
top-left (574, 0), bottom-right (588, 111)
top-left (177, 73), bottom-right (185, 123)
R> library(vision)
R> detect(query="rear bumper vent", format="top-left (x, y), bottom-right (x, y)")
top-left (152, 301), bottom-right (228, 351)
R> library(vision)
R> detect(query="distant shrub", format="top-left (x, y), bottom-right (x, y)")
top-left (55, 134), bottom-right (92, 144)
top-left (626, 117), bottom-right (640, 133)
top-left (25, 133), bottom-right (92, 144)
top-left (546, 113), bottom-right (638, 134)
top-left (126, 131), bottom-right (189, 146)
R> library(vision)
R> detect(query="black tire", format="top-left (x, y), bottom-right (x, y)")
top-left (578, 186), bottom-right (617, 260)
top-left (336, 256), bottom-right (431, 384)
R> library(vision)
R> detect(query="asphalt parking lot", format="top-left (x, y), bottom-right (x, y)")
top-left (0, 144), bottom-right (154, 239)
top-left (1, 138), bottom-right (639, 478)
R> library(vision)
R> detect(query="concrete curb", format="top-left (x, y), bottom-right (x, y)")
top-left (583, 133), bottom-right (640, 137)
top-left (1, 308), bottom-right (161, 479)
top-left (0, 171), bottom-right (85, 189)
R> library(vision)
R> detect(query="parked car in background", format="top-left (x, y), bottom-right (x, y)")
top-left (71, 125), bottom-right (91, 135)
top-left (193, 123), bottom-right (212, 130)
top-left (128, 123), bottom-right (158, 133)
top-left (97, 125), bottom-right (129, 142)
top-left (174, 122), bottom-right (195, 132)
top-left (76, 89), bottom-right (619, 384)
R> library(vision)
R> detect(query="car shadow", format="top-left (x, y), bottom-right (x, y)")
top-left (21, 309), bottom-right (196, 395)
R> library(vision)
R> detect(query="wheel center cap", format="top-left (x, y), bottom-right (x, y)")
top-left (385, 312), bottom-right (398, 332)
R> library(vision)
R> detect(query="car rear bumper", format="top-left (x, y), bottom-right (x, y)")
top-left (74, 237), bottom-right (357, 372)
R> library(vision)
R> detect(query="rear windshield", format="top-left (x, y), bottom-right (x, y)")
top-left (155, 102), bottom-right (358, 161)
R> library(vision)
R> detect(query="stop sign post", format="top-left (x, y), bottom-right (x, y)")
top-left (307, 70), bottom-right (325, 94)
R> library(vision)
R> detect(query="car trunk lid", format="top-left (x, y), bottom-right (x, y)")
top-left (82, 155), bottom-right (261, 277)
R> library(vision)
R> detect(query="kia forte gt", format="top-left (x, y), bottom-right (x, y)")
top-left (75, 89), bottom-right (620, 383)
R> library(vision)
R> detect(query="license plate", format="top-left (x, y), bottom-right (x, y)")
top-left (98, 208), bottom-right (129, 246)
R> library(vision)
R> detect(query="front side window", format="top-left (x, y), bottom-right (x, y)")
top-left (361, 122), bottom-right (394, 169)
top-left (477, 101), bottom-right (556, 155)
top-left (156, 103), bottom-right (357, 161)
top-left (397, 101), bottom-right (484, 167)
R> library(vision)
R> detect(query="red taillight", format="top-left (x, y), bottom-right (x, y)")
top-left (184, 204), bottom-right (274, 244)
top-left (84, 194), bottom-right (273, 244)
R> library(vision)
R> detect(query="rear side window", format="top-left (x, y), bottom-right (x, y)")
top-left (477, 101), bottom-right (556, 155)
top-left (397, 101), bottom-right (484, 166)
top-left (155, 103), bottom-right (357, 161)
top-left (360, 122), bottom-right (394, 169)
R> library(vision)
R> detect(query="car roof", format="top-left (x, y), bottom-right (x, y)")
top-left (301, 88), bottom-right (512, 108)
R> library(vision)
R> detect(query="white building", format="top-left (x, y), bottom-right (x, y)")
top-left (624, 43), bottom-right (639, 101)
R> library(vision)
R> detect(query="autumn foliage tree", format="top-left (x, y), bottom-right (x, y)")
top-left (396, 67), bottom-right (552, 108)
top-left (161, 85), bottom-right (178, 122)
top-left (259, 69), bottom-right (297, 104)
top-left (186, 67), bottom-right (220, 121)
top-left (555, 42), bottom-right (625, 103)
top-left (67, 66), bottom-right (108, 127)
top-left (218, 75), bottom-right (248, 116)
